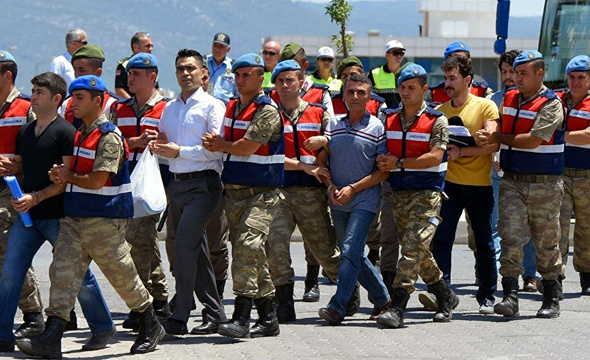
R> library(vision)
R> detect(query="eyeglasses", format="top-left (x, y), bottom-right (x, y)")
top-left (262, 50), bottom-right (278, 56)
top-left (74, 40), bottom-right (88, 45)
top-left (318, 57), bottom-right (334, 62)
top-left (388, 51), bottom-right (405, 56)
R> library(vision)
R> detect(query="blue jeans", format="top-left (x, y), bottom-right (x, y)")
top-left (327, 209), bottom-right (389, 317)
top-left (0, 217), bottom-right (113, 342)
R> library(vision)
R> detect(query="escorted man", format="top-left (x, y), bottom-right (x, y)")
top-left (556, 55), bottom-right (590, 295)
top-left (115, 32), bottom-right (154, 99)
top-left (266, 60), bottom-right (340, 323)
top-left (307, 47), bottom-right (341, 96)
top-left (0, 51), bottom-right (43, 352)
top-left (16, 75), bottom-right (165, 358)
top-left (316, 74), bottom-right (390, 326)
top-left (111, 53), bottom-right (171, 330)
top-left (206, 32), bottom-right (236, 104)
top-left (202, 53), bottom-right (284, 338)
top-left (368, 40), bottom-right (405, 108)
top-left (151, 49), bottom-right (227, 335)
top-left (376, 64), bottom-right (459, 328)
top-left (261, 40), bottom-right (281, 89)
top-left (49, 29), bottom-right (87, 88)
top-left (0, 72), bottom-right (115, 353)
top-left (477, 50), bottom-right (565, 319)
top-left (430, 55), bottom-right (499, 314)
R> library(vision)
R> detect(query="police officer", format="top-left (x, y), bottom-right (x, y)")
top-left (556, 55), bottom-right (590, 295)
top-left (202, 53), bottom-right (283, 338)
top-left (16, 75), bottom-right (165, 358)
top-left (266, 60), bottom-right (340, 323)
top-left (206, 32), bottom-right (236, 104)
top-left (368, 40), bottom-right (405, 108)
top-left (308, 47), bottom-right (341, 96)
top-left (376, 64), bottom-right (459, 328)
top-left (261, 40), bottom-right (281, 89)
top-left (477, 50), bottom-right (565, 319)
top-left (115, 32), bottom-right (154, 99)
top-left (111, 53), bottom-right (171, 330)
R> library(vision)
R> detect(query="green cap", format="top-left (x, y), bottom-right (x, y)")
top-left (71, 45), bottom-right (105, 63)
top-left (280, 42), bottom-right (302, 62)
top-left (337, 56), bottom-right (363, 79)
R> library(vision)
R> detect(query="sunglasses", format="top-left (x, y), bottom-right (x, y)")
top-left (318, 57), bottom-right (334, 62)
top-left (388, 51), bottom-right (405, 56)
top-left (262, 50), bottom-right (278, 56)
top-left (74, 40), bottom-right (88, 45)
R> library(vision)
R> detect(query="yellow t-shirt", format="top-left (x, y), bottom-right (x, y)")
top-left (436, 95), bottom-right (499, 186)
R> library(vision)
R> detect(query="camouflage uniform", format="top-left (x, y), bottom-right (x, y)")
top-left (365, 182), bottom-right (399, 273)
top-left (559, 174), bottom-right (590, 276)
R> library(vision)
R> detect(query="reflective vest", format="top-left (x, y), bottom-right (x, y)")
top-left (0, 94), bottom-right (30, 159)
top-left (371, 66), bottom-right (396, 91)
top-left (556, 90), bottom-right (590, 169)
top-left (221, 95), bottom-right (284, 187)
top-left (64, 121), bottom-right (133, 218)
top-left (385, 107), bottom-right (447, 191)
top-left (500, 88), bottom-right (565, 175)
top-left (309, 74), bottom-right (342, 96)
top-left (283, 103), bottom-right (325, 188)
top-left (331, 92), bottom-right (385, 119)
top-left (262, 71), bottom-right (273, 89)
top-left (301, 82), bottom-right (329, 105)
top-left (429, 81), bottom-right (489, 106)
top-left (63, 90), bottom-right (118, 129)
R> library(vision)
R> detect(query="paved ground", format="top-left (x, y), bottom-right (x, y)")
top-left (5, 238), bottom-right (589, 360)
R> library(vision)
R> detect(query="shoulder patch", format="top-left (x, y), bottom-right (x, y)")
top-left (424, 107), bottom-right (444, 117)
top-left (16, 93), bottom-right (31, 101)
top-left (307, 102), bottom-right (327, 110)
top-left (541, 88), bottom-right (558, 100)
top-left (384, 107), bottom-right (402, 115)
top-left (98, 121), bottom-right (117, 134)
top-left (472, 81), bottom-right (489, 89)
top-left (370, 92), bottom-right (385, 103)
top-left (254, 94), bottom-right (273, 105)
top-left (428, 81), bottom-right (445, 90)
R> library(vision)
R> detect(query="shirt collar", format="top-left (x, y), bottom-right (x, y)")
top-left (63, 52), bottom-right (72, 62)
top-left (519, 85), bottom-right (547, 105)
top-left (80, 114), bottom-right (108, 137)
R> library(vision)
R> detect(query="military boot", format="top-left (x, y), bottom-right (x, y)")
top-left (217, 296), bottom-right (252, 338)
top-left (580, 272), bottom-right (590, 295)
top-left (428, 280), bottom-right (459, 322)
top-left (122, 310), bottom-right (140, 332)
top-left (494, 277), bottom-right (520, 317)
top-left (303, 265), bottom-right (320, 302)
top-left (216, 279), bottom-right (226, 300)
top-left (345, 283), bottom-right (361, 316)
top-left (14, 312), bottom-right (45, 339)
top-left (557, 276), bottom-right (564, 300)
top-left (250, 297), bottom-right (280, 338)
top-left (153, 299), bottom-right (171, 321)
top-left (536, 279), bottom-right (560, 319)
top-left (376, 288), bottom-right (410, 329)
top-left (275, 283), bottom-right (296, 323)
top-left (64, 309), bottom-right (77, 331)
top-left (16, 316), bottom-right (67, 359)
top-left (131, 305), bottom-right (165, 354)
top-left (381, 271), bottom-right (396, 298)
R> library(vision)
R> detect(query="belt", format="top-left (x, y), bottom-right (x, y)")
top-left (504, 172), bottom-right (561, 183)
top-left (171, 169), bottom-right (218, 181)
top-left (563, 168), bottom-right (590, 178)
top-left (225, 187), bottom-right (272, 201)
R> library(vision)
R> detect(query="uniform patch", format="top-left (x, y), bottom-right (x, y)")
top-left (0, 52), bottom-right (5, 59)
top-left (413, 68), bottom-right (419, 75)
top-left (90, 78), bottom-right (97, 87)
top-left (144, 57), bottom-right (151, 66)
top-left (217, 33), bottom-right (226, 41)
top-left (528, 52), bottom-right (534, 59)
top-left (255, 56), bottom-right (261, 64)
top-left (103, 143), bottom-right (119, 157)
top-left (226, 68), bottom-right (231, 75)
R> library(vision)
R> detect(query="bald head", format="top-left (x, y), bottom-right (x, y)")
top-left (262, 41), bottom-right (281, 72)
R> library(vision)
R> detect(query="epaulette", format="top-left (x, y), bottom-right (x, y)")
top-left (307, 102), bottom-right (327, 111)
top-left (264, 87), bottom-right (276, 96)
top-left (429, 81), bottom-right (445, 90)
top-left (98, 121), bottom-right (117, 134)
top-left (384, 107), bottom-right (402, 115)
top-left (254, 94), bottom-right (273, 105)
top-left (16, 93), bottom-right (31, 101)
top-left (114, 97), bottom-right (134, 107)
top-left (331, 92), bottom-right (343, 99)
top-left (541, 88), bottom-right (558, 100)
top-left (424, 107), bottom-right (444, 117)
top-left (472, 81), bottom-right (489, 89)
top-left (106, 90), bottom-right (121, 100)
top-left (310, 83), bottom-right (329, 90)
top-left (371, 92), bottom-right (386, 103)
top-left (553, 87), bottom-right (569, 95)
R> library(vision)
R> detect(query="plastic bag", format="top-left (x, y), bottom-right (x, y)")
top-left (130, 150), bottom-right (167, 218)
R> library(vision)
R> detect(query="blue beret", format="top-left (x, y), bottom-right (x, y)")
top-left (271, 60), bottom-right (301, 83)
top-left (0, 50), bottom-right (15, 63)
top-left (398, 63), bottom-right (427, 85)
top-left (231, 53), bottom-right (264, 73)
top-left (126, 53), bottom-right (158, 71)
top-left (444, 42), bottom-right (471, 60)
top-left (68, 75), bottom-right (107, 94)
top-left (566, 55), bottom-right (590, 74)
top-left (513, 50), bottom-right (543, 69)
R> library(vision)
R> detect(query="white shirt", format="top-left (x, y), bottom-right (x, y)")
top-left (158, 87), bottom-right (225, 174)
top-left (48, 52), bottom-right (75, 88)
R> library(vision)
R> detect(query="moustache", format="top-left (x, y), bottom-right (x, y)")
top-left (445, 87), bottom-right (455, 91)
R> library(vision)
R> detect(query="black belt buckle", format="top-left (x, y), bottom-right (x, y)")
top-left (172, 170), bottom-right (216, 181)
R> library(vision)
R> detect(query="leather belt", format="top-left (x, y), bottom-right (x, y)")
top-left (563, 168), bottom-right (590, 178)
top-left (504, 172), bottom-right (561, 183)
top-left (171, 169), bottom-right (218, 181)
top-left (225, 187), bottom-right (272, 201)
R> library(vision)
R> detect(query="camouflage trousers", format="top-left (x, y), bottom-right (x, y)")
top-left (46, 217), bottom-right (151, 321)
top-left (226, 190), bottom-right (280, 299)
top-left (267, 186), bottom-right (340, 287)
top-left (0, 187), bottom-right (42, 313)
top-left (126, 214), bottom-right (169, 300)
top-left (365, 182), bottom-right (399, 273)
top-left (390, 190), bottom-right (443, 293)
top-left (559, 174), bottom-right (590, 276)
top-left (498, 176), bottom-right (563, 280)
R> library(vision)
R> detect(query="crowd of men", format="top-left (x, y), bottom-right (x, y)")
top-left (0, 27), bottom-right (589, 357)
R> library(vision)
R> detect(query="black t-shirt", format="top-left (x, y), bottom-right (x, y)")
top-left (15, 116), bottom-right (76, 220)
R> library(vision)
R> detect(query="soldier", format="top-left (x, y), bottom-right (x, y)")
top-left (368, 40), bottom-right (405, 108)
top-left (261, 40), bottom-right (281, 89)
top-left (111, 53), bottom-right (171, 330)
top-left (115, 32), bottom-right (154, 99)
top-left (477, 50), bottom-right (565, 319)
top-left (16, 75), bottom-right (165, 358)
top-left (556, 55), bottom-right (590, 295)
top-left (266, 60), bottom-right (340, 323)
top-left (375, 64), bottom-right (459, 328)
top-left (202, 53), bottom-right (284, 338)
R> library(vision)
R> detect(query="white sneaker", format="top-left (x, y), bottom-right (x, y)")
top-left (479, 299), bottom-right (494, 315)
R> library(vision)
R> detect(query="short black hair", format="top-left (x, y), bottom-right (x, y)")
top-left (131, 32), bottom-right (150, 50)
top-left (498, 49), bottom-right (520, 70)
top-left (88, 89), bottom-right (105, 107)
top-left (343, 73), bottom-right (373, 93)
top-left (73, 57), bottom-right (103, 72)
top-left (416, 74), bottom-right (428, 87)
top-left (530, 58), bottom-right (545, 72)
top-left (175, 49), bottom-right (204, 68)
top-left (31, 72), bottom-right (67, 106)
top-left (441, 55), bottom-right (473, 81)
top-left (0, 61), bottom-right (18, 84)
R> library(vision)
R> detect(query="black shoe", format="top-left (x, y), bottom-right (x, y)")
top-left (345, 284), bottom-right (361, 316)
top-left (162, 318), bottom-right (188, 335)
top-left (0, 340), bottom-right (14, 353)
top-left (428, 280), bottom-right (459, 322)
top-left (191, 321), bottom-right (218, 335)
top-left (275, 283), bottom-right (296, 323)
top-left (122, 310), bottom-right (140, 332)
top-left (14, 312), bottom-right (44, 339)
top-left (318, 307), bottom-right (343, 325)
top-left (536, 279), bottom-right (560, 319)
top-left (64, 309), bottom-right (77, 331)
top-left (217, 296), bottom-right (252, 338)
top-left (82, 326), bottom-right (116, 351)
top-left (376, 288), bottom-right (410, 329)
top-left (250, 297), bottom-right (280, 338)
top-left (169, 293), bottom-right (197, 313)
top-left (153, 299), bottom-right (172, 321)
top-left (581, 272), bottom-right (590, 296)
top-left (216, 280), bottom-right (226, 300)
top-left (16, 316), bottom-right (67, 359)
top-left (494, 277), bottom-right (520, 317)
top-left (381, 271), bottom-right (396, 299)
top-left (303, 265), bottom-right (320, 302)
top-left (131, 305), bottom-right (165, 354)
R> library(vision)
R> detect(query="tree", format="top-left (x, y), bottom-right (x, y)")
top-left (325, 0), bottom-right (354, 57)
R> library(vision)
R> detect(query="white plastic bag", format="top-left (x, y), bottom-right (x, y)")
top-left (130, 150), bottom-right (167, 218)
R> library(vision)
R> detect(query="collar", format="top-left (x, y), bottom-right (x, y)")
top-left (63, 52), bottom-right (72, 62)
top-left (519, 85), bottom-right (547, 105)
top-left (4, 87), bottom-right (20, 105)
top-left (345, 110), bottom-right (371, 126)
top-left (399, 102), bottom-right (427, 126)
top-left (180, 87), bottom-right (206, 104)
top-left (80, 114), bottom-right (108, 137)
top-left (128, 90), bottom-right (163, 108)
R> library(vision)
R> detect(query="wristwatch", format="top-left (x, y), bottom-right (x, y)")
top-left (396, 158), bottom-right (404, 169)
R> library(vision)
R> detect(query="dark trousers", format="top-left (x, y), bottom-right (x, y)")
top-left (168, 174), bottom-right (227, 323)
top-left (432, 181), bottom-right (497, 304)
